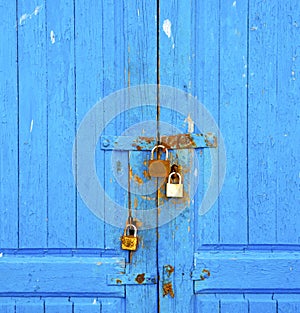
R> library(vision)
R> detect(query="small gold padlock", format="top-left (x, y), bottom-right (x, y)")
top-left (121, 224), bottom-right (138, 251)
top-left (166, 172), bottom-right (184, 198)
top-left (148, 145), bottom-right (170, 177)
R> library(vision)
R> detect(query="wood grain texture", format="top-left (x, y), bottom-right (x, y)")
top-left (194, 295), bottom-right (220, 312)
top-left (194, 251), bottom-right (300, 293)
top-left (247, 295), bottom-right (277, 313)
top-left (15, 299), bottom-right (44, 313)
top-left (124, 1), bottom-right (158, 312)
top-left (192, 0), bottom-right (220, 247)
top-left (248, 0), bottom-right (279, 244)
top-left (158, 1), bottom-right (195, 312)
top-left (0, 0), bottom-right (18, 248)
top-left (0, 0), bottom-right (300, 310)
top-left (219, 0), bottom-right (248, 244)
top-left (74, 0), bottom-right (105, 248)
top-left (45, 299), bottom-right (73, 313)
top-left (18, 0), bottom-right (48, 248)
top-left (0, 298), bottom-right (15, 313)
top-left (0, 256), bottom-right (125, 296)
top-left (220, 295), bottom-right (248, 313)
top-left (46, 0), bottom-right (76, 248)
top-left (275, 0), bottom-right (300, 244)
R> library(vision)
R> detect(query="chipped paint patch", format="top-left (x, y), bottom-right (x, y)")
top-left (163, 19), bottom-right (172, 38)
top-left (232, 1), bottom-right (237, 7)
top-left (134, 197), bottom-right (138, 209)
top-left (133, 174), bottom-right (143, 185)
top-left (19, 5), bottom-right (43, 25)
top-left (50, 30), bottom-right (55, 44)
top-left (92, 299), bottom-right (97, 305)
top-left (184, 113), bottom-right (194, 133)
top-left (0, 252), bottom-right (3, 258)
top-left (30, 119), bottom-right (34, 133)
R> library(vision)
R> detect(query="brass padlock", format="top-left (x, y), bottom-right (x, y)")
top-left (121, 224), bottom-right (138, 251)
top-left (166, 172), bottom-right (184, 198)
top-left (148, 145), bottom-right (170, 177)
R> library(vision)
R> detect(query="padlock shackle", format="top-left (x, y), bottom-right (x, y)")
top-left (150, 145), bottom-right (168, 160)
top-left (125, 224), bottom-right (137, 237)
top-left (168, 172), bottom-right (182, 184)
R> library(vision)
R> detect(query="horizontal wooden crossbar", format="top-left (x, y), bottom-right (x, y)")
top-left (0, 256), bottom-right (125, 297)
top-left (193, 251), bottom-right (300, 294)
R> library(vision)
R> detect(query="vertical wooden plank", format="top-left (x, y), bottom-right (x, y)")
top-left (0, 298), bottom-right (15, 313)
top-left (101, 0), bottom-right (127, 251)
top-left (247, 295), bottom-right (276, 313)
top-left (124, 2), bottom-right (158, 313)
top-left (47, 0), bottom-right (76, 248)
top-left (158, 1), bottom-right (195, 312)
top-left (18, 0), bottom-right (47, 247)
top-left (0, 0), bottom-right (18, 248)
top-left (248, 0), bottom-right (278, 244)
top-left (192, 0), bottom-right (220, 248)
top-left (219, 0), bottom-right (248, 244)
top-left (101, 298), bottom-right (125, 313)
top-left (74, 0), bottom-right (104, 248)
top-left (194, 295), bottom-right (219, 313)
top-left (277, 295), bottom-right (300, 313)
top-left (276, 0), bottom-right (300, 244)
top-left (45, 298), bottom-right (73, 313)
top-left (73, 299), bottom-right (100, 313)
top-left (16, 299), bottom-right (44, 313)
top-left (220, 295), bottom-right (248, 313)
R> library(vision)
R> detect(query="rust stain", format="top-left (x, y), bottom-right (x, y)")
top-left (165, 265), bottom-right (174, 276)
top-left (116, 279), bottom-right (122, 284)
top-left (161, 134), bottom-right (197, 149)
top-left (143, 169), bottom-right (151, 179)
top-left (200, 269), bottom-right (211, 280)
top-left (129, 167), bottom-right (133, 179)
top-left (138, 136), bottom-right (154, 144)
top-left (134, 174), bottom-right (143, 185)
top-left (205, 133), bottom-right (218, 148)
top-left (163, 282), bottom-right (175, 298)
top-left (133, 218), bottom-right (143, 228)
top-left (135, 273), bottom-right (145, 284)
top-left (134, 197), bottom-right (138, 209)
top-left (141, 195), bottom-right (155, 201)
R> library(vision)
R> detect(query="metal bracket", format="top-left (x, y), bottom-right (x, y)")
top-left (107, 273), bottom-right (157, 286)
top-left (100, 133), bottom-right (217, 151)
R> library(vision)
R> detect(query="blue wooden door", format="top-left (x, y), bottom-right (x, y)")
top-left (157, 0), bottom-right (300, 312)
top-left (1, 0), bottom-right (299, 312)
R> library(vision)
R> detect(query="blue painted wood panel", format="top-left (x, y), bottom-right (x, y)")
top-left (194, 251), bottom-right (300, 293)
top-left (18, 0), bottom-right (48, 248)
top-left (46, 0), bottom-right (76, 248)
top-left (0, 0), bottom-right (18, 248)
top-left (0, 0), bottom-right (299, 311)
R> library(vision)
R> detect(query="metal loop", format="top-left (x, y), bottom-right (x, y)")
top-left (168, 172), bottom-right (182, 184)
top-left (127, 216), bottom-right (133, 225)
top-left (150, 145), bottom-right (168, 160)
top-left (125, 224), bottom-right (137, 237)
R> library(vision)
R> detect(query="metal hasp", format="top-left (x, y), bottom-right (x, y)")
top-left (100, 133), bottom-right (217, 150)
